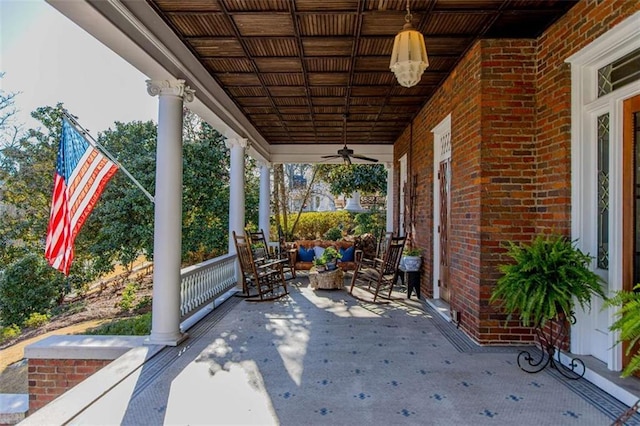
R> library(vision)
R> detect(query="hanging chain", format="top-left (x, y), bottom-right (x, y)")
top-left (405, 0), bottom-right (412, 23)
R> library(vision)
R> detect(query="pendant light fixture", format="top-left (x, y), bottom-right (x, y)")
top-left (389, 0), bottom-right (429, 88)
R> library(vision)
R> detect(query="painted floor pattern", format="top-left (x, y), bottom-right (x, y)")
top-left (68, 278), bottom-right (640, 425)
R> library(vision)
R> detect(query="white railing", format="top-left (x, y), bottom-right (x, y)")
top-left (180, 253), bottom-right (237, 320)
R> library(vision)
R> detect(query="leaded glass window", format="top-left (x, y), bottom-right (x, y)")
top-left (597, 113), bottom-right (610, 269)
top-left (598, 47), bottom-right (640, 97)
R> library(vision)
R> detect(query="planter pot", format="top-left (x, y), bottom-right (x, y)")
top-left (326, 261), bottom-right (338, 271)
top-left (402, 255), bottom-right (421, 271)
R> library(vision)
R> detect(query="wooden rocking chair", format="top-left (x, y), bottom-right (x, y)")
top-left (247, 229), bottom-right (296, 279)
top-left (349, 236), bottom-right (406, 303)
top-left (233, 231), bottom-right (289, 302)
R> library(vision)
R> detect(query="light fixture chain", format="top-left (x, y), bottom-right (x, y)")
top-left (405, 0), bottom-right (412, 23)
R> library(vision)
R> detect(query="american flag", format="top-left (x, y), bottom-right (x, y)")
top-left (45, 118), bottom-right (118, 275)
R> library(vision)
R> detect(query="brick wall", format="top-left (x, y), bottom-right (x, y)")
top-left (28, 358), bottom-right (110, 413)
top-left (479, 39), bottom-right (538, 344)
top-left (394, 42), bottom-right (483, 329)
top-left (535, 0), bottom-right (640, 235)
top-left (393, 0), bottom-right (640, 344)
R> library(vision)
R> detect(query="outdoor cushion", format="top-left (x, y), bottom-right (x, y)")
top-left (313, 245), bottom-right (325, 260)
top-left (298, 246), bottom-right (315, 262)
top-left (339, 246), bottom-right (355, 262)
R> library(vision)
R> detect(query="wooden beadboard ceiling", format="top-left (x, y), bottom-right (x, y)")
top-left (148, 0), bottom-right (577, 146)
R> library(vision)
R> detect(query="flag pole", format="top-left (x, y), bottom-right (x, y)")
top-left (62, 110), bottom-right (155, 203)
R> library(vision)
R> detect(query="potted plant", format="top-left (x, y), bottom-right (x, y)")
top-left (490, 234), bottom-right (605, 328)
top-left (490, 233), bottom-right (605, 377)
top-left (402, 247), bottom-right (422, 272)
top-left (320, 246), bottom-right (342, 271)
top-left (605, 285), bottom-right (640, 377)
top-left (313, 256), bottom-right (327, 271)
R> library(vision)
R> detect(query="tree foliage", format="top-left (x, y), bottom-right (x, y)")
top-left (315, 164), bottom-right (387, 197)
top-left (0, 104), bottom-right (259, 317)
top-left (0, 72), bottom-right (23, 157)
top-left (0, 254), bottom-right (68, 326)
top-left (84, 119), bottom-right (157, 274)
top-left (0, 104), bottom-right (67, 267)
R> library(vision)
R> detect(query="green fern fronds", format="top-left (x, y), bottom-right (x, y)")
top-left (490, 234), bottom-right (605, 328)
top-left (605, 284), bottom-right (640, 377)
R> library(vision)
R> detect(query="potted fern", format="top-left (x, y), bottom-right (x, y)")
top-left (490, 234), bottom-right (605, 328)
top-left (490, 234), bottom-right (605, 377)
top-left (605, 285), bottom-right (640, 377)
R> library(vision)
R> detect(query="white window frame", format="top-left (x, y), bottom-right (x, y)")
top-left (567, 11), bottom-right (640, 372)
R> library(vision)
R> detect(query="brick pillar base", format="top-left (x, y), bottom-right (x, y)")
top-left (28, 358), bottom-right (110, 414)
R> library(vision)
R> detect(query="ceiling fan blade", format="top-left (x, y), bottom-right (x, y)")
top-left (321, 155), bottom-right (341, 159)
top-left (351, 154), bottom-right (379, 163)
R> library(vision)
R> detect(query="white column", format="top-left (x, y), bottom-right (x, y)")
top-left (386, 162), bottom-right (395, 233)
top-left (146, 79), bottom-right (194, 346)
top-left (259, 161), bottom-right (271, 242)
top-left (226, 138), bottom-right (248, 253)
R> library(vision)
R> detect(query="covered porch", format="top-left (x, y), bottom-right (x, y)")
top-left (21, 278), bottom-right (640, 425)
top-left (34, 0), bottom-right (640, 419)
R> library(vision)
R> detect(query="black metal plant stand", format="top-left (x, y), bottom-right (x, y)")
top-left (517, 312), bottom-right (585, 380)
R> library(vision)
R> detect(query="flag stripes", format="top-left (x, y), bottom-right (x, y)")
top-left (45, 119), bottom-right (118, 275)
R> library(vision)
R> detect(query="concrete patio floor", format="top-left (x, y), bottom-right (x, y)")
top-left (21, 276), bottom-right (640, 425)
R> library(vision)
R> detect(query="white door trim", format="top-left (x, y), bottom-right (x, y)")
top-left (567, 11), bottom-right (640, 371)
top-left (432, 114), bottom-right (452, 300)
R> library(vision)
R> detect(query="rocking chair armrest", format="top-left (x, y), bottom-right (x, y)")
top-left (257, 258), bottom-right (288, 270)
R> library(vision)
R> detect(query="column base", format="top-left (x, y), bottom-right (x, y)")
top-left (145, 331), bottom-right (189, 347)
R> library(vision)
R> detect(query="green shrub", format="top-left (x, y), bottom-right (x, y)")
top-left (353, 211), bottom-right (385, 236)
top-left (275, 211), bottom-right (353, 240)
top-left (119, 282), bottom-right (138, 312)
top-left (323, 227), bottom-right (343, 241)
top-left (51, 300), bottom-right (87, 317)
top-left (134, 296), bottom-right (152, 313)
top-left (0, 324), bottom-right (21, 344)
top-left (24, 312), bottom-right (50, 328)
top-left (84, 312), bottom-right (151, 336)
top-left (0, 254), bottom-right (68, 326)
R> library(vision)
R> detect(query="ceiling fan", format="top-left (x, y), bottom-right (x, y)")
top-left (321, 114), bottom-right (379, 165)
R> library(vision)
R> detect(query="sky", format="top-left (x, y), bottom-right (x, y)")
top-left (0, 0), bottom-right (158, 136)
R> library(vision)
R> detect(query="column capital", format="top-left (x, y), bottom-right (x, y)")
top-left (257, 160), bottom-right (272, 168)
top-left (385, 161), bottom-right (394, 170)
top-left (146, 79), bottom-right (195, 102)
top-left (225, 137), bottom-right (249, 150)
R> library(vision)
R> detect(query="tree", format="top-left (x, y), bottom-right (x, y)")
top-left (0, 254), bottom-right (68, 326)
top-left (180, 111), bottom-right (231, 262)
top-left (315, 164), bottom-right (387, 197)
top-left (84, 119), bottom-right (157, 275)
top-left (0, 105), bottom-right (259, 278)
top-left (0, 72), bottom-right (24, 160)
top-left (0, 104), bottom-right (66, 268)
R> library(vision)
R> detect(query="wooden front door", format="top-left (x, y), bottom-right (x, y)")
top-left (438, 159), bottom-right (451, 302)
top-left (622, 94), bottom-right (640, 370)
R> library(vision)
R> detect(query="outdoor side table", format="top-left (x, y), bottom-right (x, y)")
top-left (309, 268), bottom-right (344, 290)
top-left (399, 266), bottom-right (421, 299)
